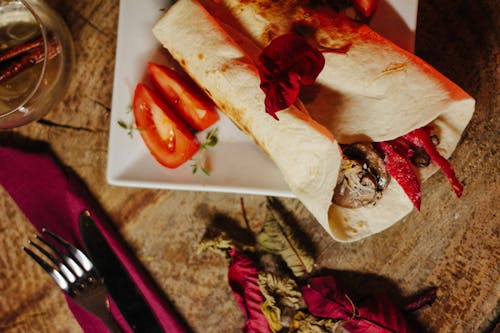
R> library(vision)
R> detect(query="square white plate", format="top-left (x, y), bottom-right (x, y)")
top-left (107, 0), bottom-right (419, 196)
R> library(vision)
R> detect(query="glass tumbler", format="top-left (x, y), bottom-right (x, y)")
top-left (0, 0), bottom-right (74, 128)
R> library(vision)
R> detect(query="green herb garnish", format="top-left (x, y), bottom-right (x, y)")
top-left (117, 119), bottom-right (140, 138)
top-left (201, 127), bottom-right (219, 149)
top-left (191, 127), bottom-right (219, 175)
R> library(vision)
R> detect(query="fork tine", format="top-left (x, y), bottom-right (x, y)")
top-left (23, 246), bottom-right (71, 293)
top-left (25, 232), bottom-right (121, 332)
top-left (42, 229), bottom-right (94, 272)
top-left (28, 239), bottom-right (77, 283)
top-left (36, 233), bottom-right (85, 279)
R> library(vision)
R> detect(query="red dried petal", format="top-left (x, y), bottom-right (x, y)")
top-left (302, 276), bottom-right (353, 320)
top-left (303, 276), bottom-right (413, 333)
top-left (228, 248), bottom-right (271, 333)
top-left (403, 128), bottom-right (463, 197)
top-left (403, 288), bottom-right (437, 312)
top-left (257, 33), bottom-right (325, 120)
top-left (375, 141), bottom-right (422, 209)
top-left (344, 293), bottom-right (412, 333)
top-left (262, 73), bottom-right (301, 120)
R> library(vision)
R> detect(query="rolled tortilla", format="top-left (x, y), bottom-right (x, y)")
top-left (192, 0), bottom-right (475, 241)
top-left (155, 0), bottom-right (475, 242)
top-left (199, 0), bottom-right (474, 140)
top-left (153, 0), bottom-right (342, 239)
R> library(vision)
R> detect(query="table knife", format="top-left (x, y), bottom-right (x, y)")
top-left (79, 211), bottom-right (164, 332)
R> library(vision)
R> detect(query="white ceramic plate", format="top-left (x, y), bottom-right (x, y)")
top-left (107, 0), bottom-right (419, 196)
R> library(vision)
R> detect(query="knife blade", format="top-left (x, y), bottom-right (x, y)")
top-left (78, 211), bottom-right (164, 333)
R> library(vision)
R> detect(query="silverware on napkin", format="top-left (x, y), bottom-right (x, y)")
top-left (23, 229), bottom-right (122, 332)
top-left (79, 211), bottom-right (164, 333)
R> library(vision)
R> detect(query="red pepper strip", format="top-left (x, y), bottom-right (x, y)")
top-left (403, 128), bottom-right (463, 197)
top-left (376, 141), bottom-right (422, 210)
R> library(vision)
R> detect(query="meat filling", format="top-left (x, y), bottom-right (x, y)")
top-left (333, 131), bottom-right (442, 208)
top-left (332, 143), bottom-right (390, 208)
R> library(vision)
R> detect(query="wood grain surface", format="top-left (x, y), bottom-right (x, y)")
top-left (0, 0), bottom-right (498, 332)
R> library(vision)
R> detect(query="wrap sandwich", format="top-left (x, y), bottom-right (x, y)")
top-left (153, 0), bottom-right (475, 242)
top-left (153, 0), bottom-right (342, 238)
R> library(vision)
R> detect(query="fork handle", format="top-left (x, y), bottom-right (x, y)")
top-left (100, 311), bottom-right (122, 333)
top-left (93, 298), bottom-right (122, 333)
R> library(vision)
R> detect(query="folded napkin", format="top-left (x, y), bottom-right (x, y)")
top-left (0, 146), bottom-right (188, 333)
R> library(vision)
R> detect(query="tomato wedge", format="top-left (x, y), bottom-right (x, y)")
top-left (148, 62), bottom-right (219, 131)
top-left (133, 83), bottom-right (200, 168)
top-left (352, 0), bottom-right (379, 17)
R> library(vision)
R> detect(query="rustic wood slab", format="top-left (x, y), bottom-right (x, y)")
top-left (0, 0), bottom-right (498, 332)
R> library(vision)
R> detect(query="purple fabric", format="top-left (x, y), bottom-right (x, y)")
top-left (0, 146), bottom-right (187, 333)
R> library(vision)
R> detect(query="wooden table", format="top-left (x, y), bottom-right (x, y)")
top-left (0, 0), bottom-right (498, 332)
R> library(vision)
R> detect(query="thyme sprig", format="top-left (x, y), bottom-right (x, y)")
top-left (201, 126), bottom-right (219, 149)
top-left (191, 127), bottom-right (219, 176)
top-left (191, 161), bottom-right (210, 176)
top-left (117, 104), bottom-right (141, 138)
top-left (117, 119), bottom-right (140, 138)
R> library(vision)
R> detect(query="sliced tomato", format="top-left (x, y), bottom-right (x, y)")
top-left (352, 0), bottom-right (379, 17)
top-left (133, 83), bottom-right (200, 168)
top-left (148, 62), bottom-right (219, 131)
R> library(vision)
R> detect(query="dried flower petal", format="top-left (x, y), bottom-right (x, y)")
top-left (261, 300), bottom-right (283, 332)
top-left (197, 217), bottom-right (255, 256)
top-left (403, 287), bottom-right (437, 312)
top-left (258, 272), bottom-right (305, 331)
top-left (228, 248), bottom-right (271, 333)
top-left (343, 293), bottom-right (411, 333)
top-left (197, 230), bottom-right (236, 256)
top-left (302, 276), bottom-right (413, 333)
top-left (289, 311), bottom-right (339, 333)
top-left (256, 206), bottom-right (315, 278)
top-left (302, 276), bottom-right (353, 320)
top-left (257, 33), bottom-right (325, 120)
top-left (258, 272), bottom-right (304, 310)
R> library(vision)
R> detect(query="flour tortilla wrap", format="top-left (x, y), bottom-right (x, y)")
top-left (190, 0), bottom-right (475, 241)
top-left (153, 0), bottom-right (342, 239)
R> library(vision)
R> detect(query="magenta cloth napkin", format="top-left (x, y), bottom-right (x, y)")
top-left (0, 146), bottom-right (188, 333)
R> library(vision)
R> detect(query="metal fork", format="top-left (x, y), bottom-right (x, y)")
top-left (23, 229), bottom-right (121, 332)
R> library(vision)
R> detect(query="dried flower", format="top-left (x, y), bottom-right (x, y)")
top-left (256, 199), bottom-right (315, 277)
top-left (259, 272), bottom-right (304, 310)
top-left (257, 33), bottom-right (324, 120)
top-left (197, 198), bottom-right (436, 333)
top-left (403, 287), bottom-right (437, 312)
top-left (197, 214), bottom-right (255, 256)
top-left (290, 311), bottom-right (339, 333)
top-left (228, 248), bottom-right (271, 333)
top-left (258, 272), bottom-right (305, 332)
top-left (302, 276), bottom-right (413, 333)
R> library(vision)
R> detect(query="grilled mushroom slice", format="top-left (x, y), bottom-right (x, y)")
top-left (409, 133), bottom-right (439, 168)
top-left (333, 158), bottom-right (379, 208)
top-left (344, 143), bottom-right (390, 191)
top-left (333, 143), bottom-right (390, 208)
top-left (410, 146), bottom-right (431, 167)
